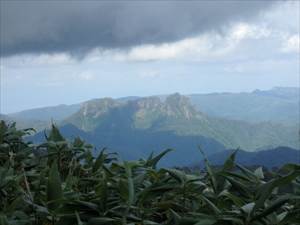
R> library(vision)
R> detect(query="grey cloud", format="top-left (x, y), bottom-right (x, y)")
top-left (0, 1), bottom-right (274, 57)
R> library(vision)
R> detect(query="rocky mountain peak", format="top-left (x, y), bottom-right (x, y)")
top-left (131, 96), bottom-right (162, 110)
top-left (164, 93), bottom-right (198, 119)
top-left (165, 93), bottom-right (190, 106)
top-left (81, 98), bottom-right (120, 118)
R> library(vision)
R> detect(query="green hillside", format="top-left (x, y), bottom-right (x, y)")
top-left (63, 93), bottom-right (299, 151)
top-left (65, 98), bottom-right (123, 131)
top-left (9, 103), bottom-right (81, 121)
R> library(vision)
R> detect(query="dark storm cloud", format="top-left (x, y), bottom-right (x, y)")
top-left (0, 1), bottom-right (274, 57)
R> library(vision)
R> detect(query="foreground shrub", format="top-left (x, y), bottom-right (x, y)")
top-left (0, 120), bottom-right (299, 225)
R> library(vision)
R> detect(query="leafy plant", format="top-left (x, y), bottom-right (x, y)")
top-left (0, 120), bottom-right (299, 225)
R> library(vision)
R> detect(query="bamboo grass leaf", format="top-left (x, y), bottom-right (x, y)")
top-left (47, 161), bottom-right (63, 210)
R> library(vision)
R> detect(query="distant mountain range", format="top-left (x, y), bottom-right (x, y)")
top-left (189, 87), bottom-right (299, 125)
top-left (3, 87), bottom-right (299, 127)
top-left (9, 103), bottom-right (81, 122)
top-left (201, 146), bottom-right (300, 169)
top-left (1, 87), bottom-right (299, 167)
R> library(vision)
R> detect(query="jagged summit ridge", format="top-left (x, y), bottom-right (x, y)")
top-left (130, 93), bottom-right (200, 120)
top-left (164, 93), bottom-right (198, 119)
top-left (80, 98), bottom-right (121, 118)
top-left (64, 93), bottom-right (202, 131)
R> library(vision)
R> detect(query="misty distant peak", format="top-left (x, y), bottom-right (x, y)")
top-left (252, 86), bottom-right (300, 99)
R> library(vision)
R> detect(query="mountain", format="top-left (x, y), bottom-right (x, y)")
top-left (6, 97), bottom-right (140, 123)
top-left (5, 97), bottom-right (139, 131)
top-left (0, 113), bottom-right (50, 132)
top-left (64, 98), bottom-right (123, 131)
top-left (8, 104), bottom-right (81, 122)
top-left (56, 93), bottom-right (299, 152)
top-left (5, 87), bottom-right (299, 129)
top-left (13, 90), bottom-right (300, 166)
top-left (3, 104), bottom-right (81, 131)
top-left (202, 147), bottom-right (300, 169)
top-left (3, 88), bottom-right (300, 167)
top-left (189, 87), bottom-right (299, 125)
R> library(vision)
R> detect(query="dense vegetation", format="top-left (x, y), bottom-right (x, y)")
top-left (0, 120), bottom-right (299, 225)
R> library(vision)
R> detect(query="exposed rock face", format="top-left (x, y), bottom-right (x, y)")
top-left (64, 98), bottom-right (122, 131)
top-left (164, 93), bottom-right (198, 119)
top-left (65, 93), bottom-right (203, 131)
top-left (131, 97), bottom-right (163, 114)
top-left (81, 98), bottom-right (120, 118)
top-left (129, 93), bottom-right (204, 129)
top-left (61, 93), bottom-right (299, 151)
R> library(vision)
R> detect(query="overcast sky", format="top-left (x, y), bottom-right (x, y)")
top-left (0, 1), bottom-right (299, 113)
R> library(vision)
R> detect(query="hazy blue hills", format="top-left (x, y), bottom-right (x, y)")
top-left (0, 113), bottom-right (50, 132)
top-left (202, 146), bottom-right (300, 169)
top-left (29, 124), bottom-right (300, 167)
top-left (30, 123), bottom-right (226, 167)
top-left (9, 104), bottom-right (81, 121)
top-left (189, 87), bottom-right (299, 125)
top-left (2, 104), bottom-right (81, 131)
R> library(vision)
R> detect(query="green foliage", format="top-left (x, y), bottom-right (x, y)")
top-left (0, 120), bottom-right (299, 225)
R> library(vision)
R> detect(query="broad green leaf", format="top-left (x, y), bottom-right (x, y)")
top-left (88, 217), bottom-right (116, 225)
top-left (145, 149), bottom-right (173, 168)
top-left (93, 148), bottom-right (107, 172)
top-left (47, 161), bottom-right (63, 210)
top-left (222, 149), bottom-right (238, 171)
top-left (124, 162), bottom-right (135, 206)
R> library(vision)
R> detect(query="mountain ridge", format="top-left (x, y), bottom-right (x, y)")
top-left (189, 87), bottom-right (299, 124)
top-left (5, 87), bottom-right (299, 126)
top-left (29, 92), bottom-right (300, 152)
top-left (3, 87), bottom-right (299, 163)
